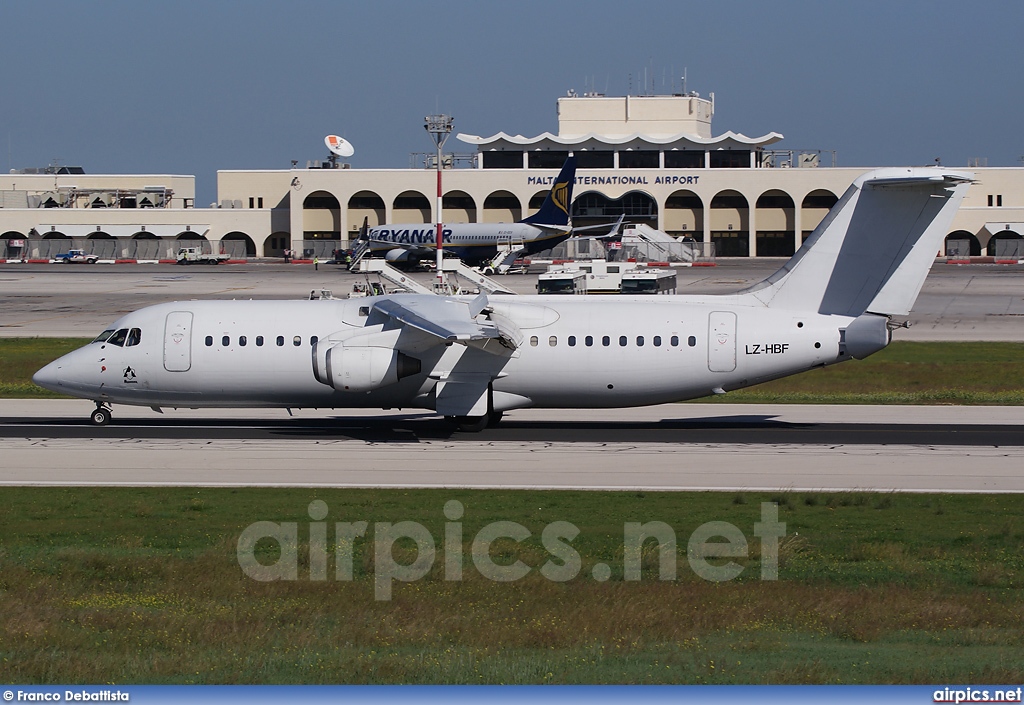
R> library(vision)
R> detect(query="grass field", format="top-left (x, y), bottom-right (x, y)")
top-left (2, 337), bottom-right (1023, 403)
top-left (1, 488), bottom-right (1022, 684)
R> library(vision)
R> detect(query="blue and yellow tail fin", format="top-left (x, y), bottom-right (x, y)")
top-left (521, 155), bottom-right (576, 228)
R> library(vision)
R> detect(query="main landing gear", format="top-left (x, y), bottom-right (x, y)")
top-left (90, 403), bottom-right (112, 426)
top-left (448, 410), bottom-right (503, 433)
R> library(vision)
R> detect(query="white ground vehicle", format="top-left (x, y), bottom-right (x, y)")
top-left (55, 249), bottom-right (99, 264)
top-left (176, 247), bottom-right (228, 265)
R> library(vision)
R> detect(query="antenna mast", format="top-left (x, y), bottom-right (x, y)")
top-left (424, 114), bottom-right (454, 285)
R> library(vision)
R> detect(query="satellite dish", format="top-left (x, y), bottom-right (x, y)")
top-left (324, 135), bottom-right (354, 158)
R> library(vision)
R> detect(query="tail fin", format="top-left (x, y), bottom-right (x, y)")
top-left (745, 168), bottom-right (972, 316)
top-left (521, 155), bottom-right (576, 228)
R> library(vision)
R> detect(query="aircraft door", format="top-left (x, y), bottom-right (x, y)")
top-left (163, 311), bottom-right (193, 372)
top-left (708, 311), bottom-right (737, 372)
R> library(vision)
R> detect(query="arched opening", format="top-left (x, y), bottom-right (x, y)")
top-left (392, 191), bottom-right (431, 224)
top-left (482, 190), bottom-right (522, 223)
top-left (37, 231), bottom-right (69, 260)
top-left (2, 231), bottom-right (26, 259)
top-left (304, 190), bottom-right (342, 238)
top-left (944, 230), bottom-right (981, 257)
top-left (177, 231), bottom-right (209, 255)
top-left (801, 189), bottom-right (838, 241)
top-left (571, 191), bottom-right (658, 230)
top-left (664, 190), bottom-right (703, 240)
top-left (442, 190), bottom-right (476, 223)
top-left (264, 232), bottom-right (290, 258)
top-left (527, 190), bottom-right (549, 214)
top-left (987, 230), bottom-right (1023, 258)
top-left (129, 232), bottom-right (161, 260)
top-left (755, 190), bottom-right (795, 257)
top-left (710, 190), bottom-right (749, 257)
top-left (87, 231), bottom-right (118, 259)
top-left (221, 231), bottom-right (256, 258)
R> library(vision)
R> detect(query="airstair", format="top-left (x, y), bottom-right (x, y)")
top-left (348, 239), bottom-right (370, 271)
top-left (482, 234), bottom-right (527, 274)
top-left (356, 259), bottom-right (433, 294)
top-left (621, 224), bottom-right (698, 263)
top-left (355, 258), bottom-right (516, 296)
top-left (441, 259), bottom-right (516, 295)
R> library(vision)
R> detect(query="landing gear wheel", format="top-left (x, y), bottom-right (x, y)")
top-left (487, 410), bottom-right (504, 428)
top-left (90, 405), bottom-right (111, 426)
top-left (455, 415), bottom-right (489, 433)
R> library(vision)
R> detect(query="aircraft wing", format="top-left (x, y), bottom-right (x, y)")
top-left (367, 239), bottom-right (429, 252)
top-left (372, 294), bottom-right (519, 350)
top-left (570, 214), bottom-right (625, 239)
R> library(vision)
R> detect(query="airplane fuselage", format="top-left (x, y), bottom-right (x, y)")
top-left (37, 296), bottom-right (853, 412)
top-left (367, 223), bottom-right (569, 265)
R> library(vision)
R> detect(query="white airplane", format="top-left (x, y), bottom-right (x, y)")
top-left (359, 156), bottom-right (580, 268)
top-left (34, 167), bottom-right (972, 431)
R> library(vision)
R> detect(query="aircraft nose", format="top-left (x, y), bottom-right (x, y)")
top-left (32, 359), bottom-right (65, 393)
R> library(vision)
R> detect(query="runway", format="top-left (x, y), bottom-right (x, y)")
top-left (3, 401), bottom-right (1023, 492)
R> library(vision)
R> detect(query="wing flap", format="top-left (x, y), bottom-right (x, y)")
top-left (372, 295), bottom-right (499, 343)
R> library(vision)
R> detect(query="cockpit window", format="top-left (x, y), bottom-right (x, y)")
top-left (106, 328), bottom-right (129, 347)
top-left (92, 329), bottom-right (115, 343)
top-left (125, 328), bottom-right (142, 347)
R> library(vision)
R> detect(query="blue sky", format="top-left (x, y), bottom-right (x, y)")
top-left (2, 0), bottom-right (1022, 205)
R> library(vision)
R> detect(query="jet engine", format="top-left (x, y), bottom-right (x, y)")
top-left (315, 342), bottom-right (421, 393)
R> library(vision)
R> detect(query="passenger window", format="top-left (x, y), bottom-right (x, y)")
top-left (602, 336), bottom-right (610, 346)
top-left (619, 336), bottom-right (627, 347)
top-left (568, 335), bottom-right (576, 347)
top-left (107, 329), bottom-right (128, 347)
top-left (549, 336), bottom-right (557, 347)
top-left (205, 336), bottom-right (213, 347)
top-left (671, 335), bottom-right (679, 346)
top-left (311, 336), bottom-right (318, 346)
top-left (222, 336), bottom-right (230, 347)
top-left (256, 336), bottom-right (264, 346)
top-left (585, 336), bottom-right (593, 347)
top-left (653, 336), bottom-right (662, 347)
top-left (126, 328), bottom-right (142, 347)
top-left (688, 336), bottom-right (697, 347)
top-left (530, 336), bottom-right (539, 347)
top-left (293, 336), bottom-right (301, 346)
top-left (239, 336), bottom-right (247, 347)
top-left (277, 336), bottom-right (284, 346)
top-left (92, 329), bottom-right (114, 343)
top-left (358, 306), bottom-right (369, 317)
top-left (636, 336), bottom-right (644, 347)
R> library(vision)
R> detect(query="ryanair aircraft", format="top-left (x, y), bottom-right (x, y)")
top-left (35, 168), bottom-right (972, 431)
top-left (360, 156), bottom-right (577, 268)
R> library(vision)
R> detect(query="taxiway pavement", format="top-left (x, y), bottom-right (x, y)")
top-left (3, 401), bottom-right (1022, 493)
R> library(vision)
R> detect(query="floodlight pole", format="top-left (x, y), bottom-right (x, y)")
top-left (424, 114), bottom-right (453, 286)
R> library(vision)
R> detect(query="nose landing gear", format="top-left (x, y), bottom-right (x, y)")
top-left (90, 403), bottom-right (112, 426)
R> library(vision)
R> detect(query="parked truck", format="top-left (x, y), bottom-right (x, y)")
top-left (176, 247), bottom-right (228, 265)
top-left (54, 249), bottom-right (99, 264)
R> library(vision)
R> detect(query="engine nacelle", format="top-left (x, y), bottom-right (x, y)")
top-left (323, 344), bottom-right (420, 393)
top-left (384, 248), bottom-right (411, 263)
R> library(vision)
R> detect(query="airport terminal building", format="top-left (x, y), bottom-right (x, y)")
top-left (2, 92), bottom-right (1023, 261)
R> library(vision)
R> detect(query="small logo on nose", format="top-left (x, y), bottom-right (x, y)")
top-left (123, 366), bottom-right (138, 384)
